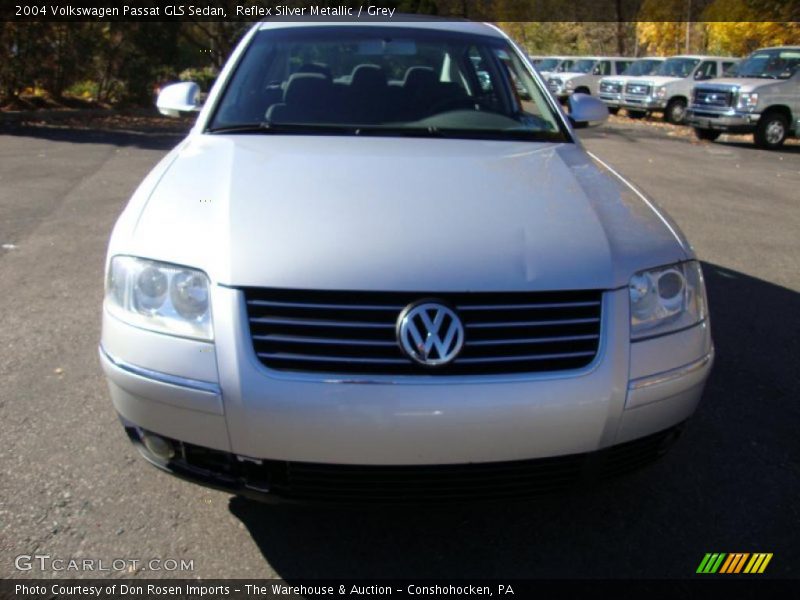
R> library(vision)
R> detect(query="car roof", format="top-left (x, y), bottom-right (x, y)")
top-left (571, 56), bottom-right (633, 61)
top-left (754, 46), bottom-right (800, 52)
top-left (669, 55), bottom-right (738, 60)
top-left (257, 18), bottom-right (506, 38)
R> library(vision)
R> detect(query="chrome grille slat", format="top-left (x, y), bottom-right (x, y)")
top-left (253, 334), bottom-right (398, 347)
top-left (247, 299), bottom-right (405, 311)
top-left (466, 317), bottom-right (600, 329)
top-left (257, 352), bottom-right (408, 365)
top-left (249, 316), bottom-right (394, 329)
top-left (457, 301), bottom-right (600, 311)
top-left (470, 334), bottom-right (599, 346)
top-left (455, 351), bottom-right (596, 364)
top-left (243, 288), bottom-right (602, 376)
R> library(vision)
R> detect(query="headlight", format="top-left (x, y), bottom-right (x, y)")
top-left (653, 86), bottom-right (667, 99)
top-left (629, 261), bottom-right (707, 340)
top-left (736, 92), bottom-right (758, 111)
top-left (565, 79), bottom-right (575, 90)
top-left (105, 256), bottom-right (213, 341)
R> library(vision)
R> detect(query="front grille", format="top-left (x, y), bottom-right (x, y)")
top-left (625, 82), bottom-right (651, 96)
top-left (600, 81), bottom-right (622, 94)
top-left (548, 78), bottom-right (562, 92)
top-left (137, 425), bottom-right (684, 504)
top-left (693, 87), bottom-right (733, 108)
top-left (242, 288), bottom-right (602, 376)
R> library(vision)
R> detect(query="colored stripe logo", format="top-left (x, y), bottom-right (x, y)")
top-left (697, 553), bottom-right (773, 574)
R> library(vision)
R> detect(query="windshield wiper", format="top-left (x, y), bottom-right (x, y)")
top-left (208, 123), bottom-right (449, 137)
top-left (206, 123), bottom-right (557, 142)
top-left (352, 126), bottom-right (445, 138)
top-left (206, 123), bottom-right (269, 134)
top-left (206, 122), bottom-right (358, 135)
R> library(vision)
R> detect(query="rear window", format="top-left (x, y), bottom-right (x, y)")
top-left (209, 26), bottom-right (567, 142)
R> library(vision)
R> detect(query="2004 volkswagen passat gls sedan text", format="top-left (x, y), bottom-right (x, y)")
top-left (100, 20), bottom-right (713, 503)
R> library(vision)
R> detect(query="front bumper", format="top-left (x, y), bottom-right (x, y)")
top-left (621, 96), bottom-right (667, 111)
top-left (599, 93), bottom-right (622, 108)
top-left (686, 108), bottom-right (760, 133)
top-left (100, 286), bottom-right (712, 465)
top-left (121, 419), bottom-right (688, 504)
top-left (101, 286), bottom-right (713, 497)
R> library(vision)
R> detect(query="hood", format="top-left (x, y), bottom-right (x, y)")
top-left (694, 77), bottom-right (783, 93)
top-left (629, 75), bottom-right (683, 87)
top-left (120, 135), bottom-right (688, 292)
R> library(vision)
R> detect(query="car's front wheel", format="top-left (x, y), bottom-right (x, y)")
top-left (694, 128), bottom-right (721, 141)
top-left (754, 112), bottom-right (788, 149)
top-left (665, 98), bottom-right (688, 124)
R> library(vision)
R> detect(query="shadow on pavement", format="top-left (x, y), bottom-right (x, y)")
top-left (229, 262), bottom-right (799, 579)
top-left (711, 139), bottom-right (800, 155)
top-left (0, 123), bottom-right (186, 151)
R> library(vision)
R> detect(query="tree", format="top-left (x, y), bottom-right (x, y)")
top-left (703, 0), bottom-right (800, 55)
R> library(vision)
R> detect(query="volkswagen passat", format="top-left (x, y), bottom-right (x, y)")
top-left (100, 20), bottom-right (713, 503)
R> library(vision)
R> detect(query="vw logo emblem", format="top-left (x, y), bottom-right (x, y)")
top-left (397, 301), bottom-right (465, 367)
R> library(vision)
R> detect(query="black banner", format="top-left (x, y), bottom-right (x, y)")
top-left (3, 579), bottom-right (800, 600)
top-left (2, 0), bottom-right (799, 22)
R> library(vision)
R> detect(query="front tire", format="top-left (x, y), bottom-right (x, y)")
top-left (665, 98), bottom-right (688, 124)
top-left (694, 128), bottom-right (721, 141)
top-left (754, 112), bottom-right (788, 149)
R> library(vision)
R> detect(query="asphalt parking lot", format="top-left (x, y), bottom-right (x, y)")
top-left (1, 119), bottom-right (798, 580)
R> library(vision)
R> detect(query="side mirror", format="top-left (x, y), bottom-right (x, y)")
top-left (568, 93), bottom-right (609, 128)
top-left (156, 81), bottom-right (201, 117)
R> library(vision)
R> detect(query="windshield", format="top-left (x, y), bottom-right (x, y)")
top-left (736, 49), bottom-right (800, 79)
top-left (623, 59), bottom-right (663, 76)
top-left (537, 58), bottom-right (560, 71)
top-left (209, 26), bottom-right (567, 142)
top-left (656, 58), bottom-right (700, 78)
top-left (569, 59), bottom-right (597, 74)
